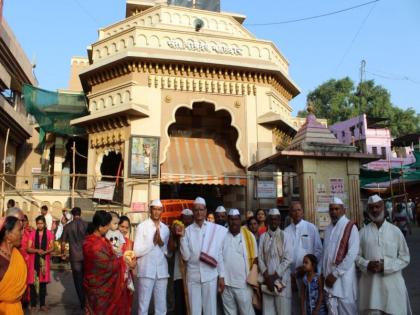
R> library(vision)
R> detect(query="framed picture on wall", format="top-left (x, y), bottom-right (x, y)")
top-left (129, 136), bottom-right (160, 178)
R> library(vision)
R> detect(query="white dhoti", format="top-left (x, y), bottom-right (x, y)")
top-left (188, 279), bottom-right (218, 315)
top-left (326, 295), bottom-right (357, 315)
top-left (138, 277), bottom-right (168, 315)
top-left (362, 311), bottom-right (391, 315)
top-left (221, 286), bottom-right (255, 315)
top-left (262, 293), bottom-right (291, 315)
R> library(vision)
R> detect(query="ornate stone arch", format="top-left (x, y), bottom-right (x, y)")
top-left (161, 98), bottom-right (246, 167)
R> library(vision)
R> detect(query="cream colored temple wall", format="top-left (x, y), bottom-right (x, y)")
top-left (7, 3), bottom-right (300, 216)
top-left (79, 1), bottom-right (299, 211)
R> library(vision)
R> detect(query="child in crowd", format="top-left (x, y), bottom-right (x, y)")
top-left (105, 212), bottom-right (126, 257)
top-left (300, 254), bottom-right (327, 315)
top-left (105, 212), bottom-right (134, 292)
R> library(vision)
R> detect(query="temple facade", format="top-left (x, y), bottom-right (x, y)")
top-left (69, 1), bottom-right (301, 214)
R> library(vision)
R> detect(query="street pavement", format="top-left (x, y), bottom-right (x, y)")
top-left (24, 226), bottom-right (420, 314)
top-left (405, 225), bottom-right (420, 314)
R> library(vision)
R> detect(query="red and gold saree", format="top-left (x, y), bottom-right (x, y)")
top-left (83, 234), bottom-right (130, 315)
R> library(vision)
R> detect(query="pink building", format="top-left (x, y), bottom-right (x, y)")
top-left (329, 114), bottom-right (415, 170)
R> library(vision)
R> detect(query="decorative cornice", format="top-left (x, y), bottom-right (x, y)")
top-left (83, 60), bottom-right (293, 101)
top-left (86, 117), bottom-right (130, 135)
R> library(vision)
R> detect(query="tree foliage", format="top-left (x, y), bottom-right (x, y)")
top-left (298, 77), bottom-right (420, 137)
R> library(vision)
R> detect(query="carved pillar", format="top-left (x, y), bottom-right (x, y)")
top-left (299, 159), bottom-right (317, 224)
top-left (347, 160), bottom-right (362, 225)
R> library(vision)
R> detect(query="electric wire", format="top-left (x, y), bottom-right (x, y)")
top-left (366, 70), bottom-right (420, 85)
top-left (334, 1), bottom-right (377, 72)
top-left (246, 0), bottom-right (380, 26)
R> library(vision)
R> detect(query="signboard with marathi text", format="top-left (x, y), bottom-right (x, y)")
top-left (93, 181), bottom-right (116, 201)
top-left (256, 180), bottom-right (276, 199)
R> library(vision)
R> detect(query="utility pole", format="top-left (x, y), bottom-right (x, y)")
top-left (1, 128), bottom-right (10, 216)
top-left (358, 60), bottom-right (366, 153)
top-left (71, 141), bottom-right (76, 208)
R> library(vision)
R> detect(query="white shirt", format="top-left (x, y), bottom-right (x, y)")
top-left (322, 215), bottom-right (359, 299)
top-left (134, 219), bottom-right (170, 279)
top-left (357, 221), bottom-right (411, 314)
top-left (284, 219), bottom-right (323, 271)
top-left (44, 213), bottom-right (53, 231)
top-left (180, 221), bottom-right (226, 283)
top-left (222, 231), bottom-right (257, 289)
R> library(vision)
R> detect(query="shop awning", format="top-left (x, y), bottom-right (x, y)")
top-left (161, 137), bottom-right (247, 186)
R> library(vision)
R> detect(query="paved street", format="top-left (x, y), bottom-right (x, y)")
top-left (405, 226), bottom-right (420, 314)
top-left (24, 227), bottom-right (420, 314)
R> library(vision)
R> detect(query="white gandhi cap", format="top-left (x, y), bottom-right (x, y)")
top-left (181, 208), bottom-right (193, 216)
top-left (215, 206), bottom-right (226, 213)
top-left (150, 199), bottom-right (163, 208)
top-left (268, 208), bottom-right (280, 216)
top-left (368, 194), bottom-right (383, 204)
top-left (228, 208), bottom-right (240, 216)
top-left (330, 196), bottom-right (344, 205)
top-left (194, 197), bottom-right (206, 206)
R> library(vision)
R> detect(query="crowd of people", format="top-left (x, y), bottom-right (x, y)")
top-left (0, 193), bottom-right (413, 315)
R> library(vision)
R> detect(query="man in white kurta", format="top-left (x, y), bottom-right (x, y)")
top-left (134, 199), bottom-right (170, 315)
top-left (357, 195), bottom-right (411, 315)
top-left (180, 197), bottom-right (227, 315)
top-left (322, 197), bottom-right (359, 315)
top-left (285, 201), bottom-right (323, 315)
top-left (221, 209), bottom-right (257, 315)
top-left (259, 208), bottom-right (293, 315)
top-left (171, 209), bottom-right (194, 315)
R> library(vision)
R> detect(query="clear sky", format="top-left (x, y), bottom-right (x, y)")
top-left (4, 0), bottom-right (420, 115)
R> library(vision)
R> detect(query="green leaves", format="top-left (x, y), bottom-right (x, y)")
top-left (298, 78), bottom-right (420, 137)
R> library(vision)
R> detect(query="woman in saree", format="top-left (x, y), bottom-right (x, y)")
top-left (84, 210), bottom-right (136, 315)
top-left (20, 215), bottom-right (34, 306)
top-left (0, 216), bottom-right (27, 315)
top-left (26, 215), bottom-right (54, 312)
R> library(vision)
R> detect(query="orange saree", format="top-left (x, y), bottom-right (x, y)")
top-left (0, 248), bottom-right (27, 315)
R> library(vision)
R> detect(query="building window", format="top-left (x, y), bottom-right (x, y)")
top-left (372, 147), bottom-right (378, 155)
top-left (342, 131), bottom-right (345, 138)
top-left (350, 127), bottom-right (355, 137)
top-left (381, 147), bottom-right (387, 159)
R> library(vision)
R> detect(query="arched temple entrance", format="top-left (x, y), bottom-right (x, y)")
top-left (160, 102), bottom-right (247, 212)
